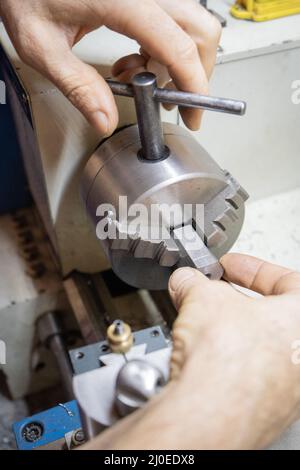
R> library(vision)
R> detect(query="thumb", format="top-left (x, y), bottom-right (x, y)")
top-left (41, 50), bottom-right (119, 136)
top-left (168, 267), bottom-right (210, 311)
top-left (168, 268), bottom-right (210, 380)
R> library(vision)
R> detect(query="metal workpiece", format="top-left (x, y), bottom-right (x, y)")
top-left (106, 319), bottom-right (133, 354)
top-left (115, 360), bottom-right (165, 417)
top-left (173, 225), bottom-right (224, 280)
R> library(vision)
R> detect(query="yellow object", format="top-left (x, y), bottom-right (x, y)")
top-left (231, 0), bottom-right (300, 21)
top-left (106, 320), bottom-right (133, 354)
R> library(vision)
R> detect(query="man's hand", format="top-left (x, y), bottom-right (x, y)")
top-left (83, 254), bottom-right (300, 450)
top-left (0, 0), bottom-right (221, 135)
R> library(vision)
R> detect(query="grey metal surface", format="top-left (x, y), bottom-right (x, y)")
top-left (109, 70), bottom-right (244, 161)
top-left (106, 74), bottom-right (245, 115)
top-left (73, 345), bottom-right (171, 430)
top-left (37, 312), bottom-right (74, 399)
top-left (63, 273), bottom-right (110, 344)
top-left (36, 311), bottom-right (65, 346)
top-left (132, 73), bottom-right (168, 161)
top-left (82, 123), bottom-right (248, 289)
top-left (173, 224), bottom-right (224, 280)
top-left (82, 72), bottom-right (247, 289)
top-left (198, 2), bottom-right (227, 27)
top-left (70, 326), bottom-right (168, 375)
top-left (115, 359), bottom-right (165, 417)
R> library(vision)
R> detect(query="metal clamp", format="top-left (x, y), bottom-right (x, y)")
top-left (106, 72), bottom-right (246, 161)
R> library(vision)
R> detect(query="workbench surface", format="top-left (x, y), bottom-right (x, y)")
top-left (233, 187), bottom-right (300, 273)
top-left (212, 0), bottom-right (300, 62)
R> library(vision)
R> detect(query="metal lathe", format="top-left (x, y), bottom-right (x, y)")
top-left (0, 0), bottom-right (300, 450)
top-left (11, 71), bottom-right (248, 447)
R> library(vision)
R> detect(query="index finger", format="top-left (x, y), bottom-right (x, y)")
top-left (221, 253), bottom-right (300, 296)
top-left (104, 0), bottom-right (208, 129)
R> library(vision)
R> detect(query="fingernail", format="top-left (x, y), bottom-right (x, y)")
top-left (169, 268), bottom-right (196, 293)
top-left (91, 111), bottom-right (109, 136)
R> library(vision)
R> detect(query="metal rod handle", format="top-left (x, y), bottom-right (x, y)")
top-left (106, 72), bottom-right (246, 162)
top-left (106, 76), bottom-right (246, 116)
top-left (155, 88), bottom-right (246, 115)
top-left (131, 73), bottom-right (169, 161)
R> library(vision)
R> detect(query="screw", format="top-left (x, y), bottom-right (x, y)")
top-left (71, 429), bottom-right (85, 446)
top-left (100, 344), bottom-right (110, 353)
top-left (22, 422), bottom-right (44, 443)
top-left (151, 329), bottom-right (160, 337)
top-left (75, 351), bottom-right (84, 360)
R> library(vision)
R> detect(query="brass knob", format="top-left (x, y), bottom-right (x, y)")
top-left (107, 320), bottom-right (133, 354)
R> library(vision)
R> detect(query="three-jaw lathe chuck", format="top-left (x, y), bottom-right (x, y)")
top-left (81, 73), bottom-right (248, 290)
